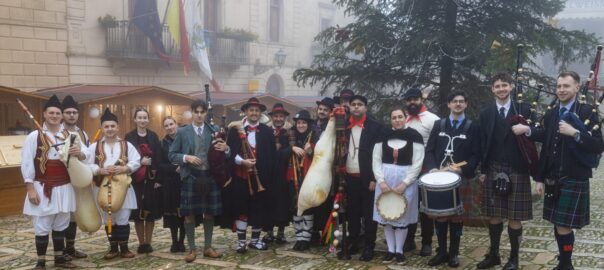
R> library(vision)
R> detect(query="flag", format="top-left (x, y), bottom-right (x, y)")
top-left (132, 0), bottom-right (169, 61)
top-left (184, 0), bottom-right (213, 80)
top-left (166, 0), bottom-right (191, 74)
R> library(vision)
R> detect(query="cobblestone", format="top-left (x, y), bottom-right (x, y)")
top-left (1, 167), bottom-right (603, 269)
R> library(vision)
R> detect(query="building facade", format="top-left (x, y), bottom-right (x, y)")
top-left (0, 0), bottom-right (350, 96)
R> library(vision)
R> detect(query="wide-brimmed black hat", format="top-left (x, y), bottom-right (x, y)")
top-left (316, 97), bottom-right (335, 109)
top-left (240, 97), bottom-right (267, 112)
top-left (349, 94), bottom-right (368, 106)
top-left (61, 95), bottom-right (78, 111)
top-left (44, 94), bottom-right (61, 110)
top-left (293, 110), bottom-right (314, 123)
top-left (268, 103), bottom-right (290, 116)
top-left (402, 87), bottom-right (422, 100)
top-left (100, 108), bottom-right (118, 123)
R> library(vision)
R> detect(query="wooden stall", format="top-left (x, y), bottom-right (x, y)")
top-left (36, 85), bottom-right (196, 139)
top-left (0, 86), bottom-right (48, 136)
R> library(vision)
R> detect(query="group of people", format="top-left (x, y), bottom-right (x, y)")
top-left (21, 70), bottom-right (602, 270)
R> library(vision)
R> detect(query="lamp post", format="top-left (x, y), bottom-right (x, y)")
top-left (274, 48), bottom-right (286, 67)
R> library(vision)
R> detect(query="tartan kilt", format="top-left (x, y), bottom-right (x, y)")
top-left (481, 161), bottom-right (533, 221)
top-left (543, 178), bottom-right (590, 229)
top-left (180, 174), bottom-right (222, 217)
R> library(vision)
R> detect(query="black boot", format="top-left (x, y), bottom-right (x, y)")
top-left (419, 213), bottom-right (434, 257)
top-left (503, 227), bottom-right (522, 270)
top-left (448, 222), bottom-right (462, 267)
top-left (52, 230), bottom-right (77, 268)
top-left (35, 235), bottom-right (49, 270)
top-left (428, 221), bottom-right (448, 266)
top-left (403, 223), bottom-right (417, 252)
top-left (477, 223), bottom-right (503, 269)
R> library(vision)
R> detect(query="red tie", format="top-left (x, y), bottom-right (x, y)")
top-left (247, 125), bottom-right (258, 132)
top-left (348, 115), bottom-right (367, 129)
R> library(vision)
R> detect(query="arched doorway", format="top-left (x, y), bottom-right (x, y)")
top-left (266, 74), bottom-right (284, 96)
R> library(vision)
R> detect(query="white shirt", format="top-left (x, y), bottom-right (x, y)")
top-left (406, 110), bottom-right (440, 145)
top-left (346, 125), bottom-right (362, 173)
top-left (235, 121), bottom-right (259, 165)
top-left (21, 123), bottom-right (87, 183)
top-left (86, 138), bottom-right (141, 175)
top-left (496, 98), bottom-right (511, 118)
top-left (372, 138), bottom-right (425, 185)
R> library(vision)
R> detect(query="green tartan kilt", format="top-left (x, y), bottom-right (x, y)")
top-left (180, 174), bottom-right (222, 217)
top-left (543, 178), bottom-right (590, 229)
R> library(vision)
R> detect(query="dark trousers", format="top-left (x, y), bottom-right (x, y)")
top-left (345, 175), bottom-right (377, 248)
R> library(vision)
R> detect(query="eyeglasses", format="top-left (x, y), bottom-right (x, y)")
top-left (450, 100), bottom-right (466, 104)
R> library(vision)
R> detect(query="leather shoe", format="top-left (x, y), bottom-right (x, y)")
top-left (477, 253), bottom-right (501, 269)
top-left (103, 251), bottom-right (119, 260)
top-left (359, 247), bottom-right (374, 262)
top-left (448, 254), bottom-right (460, 267)
top-left (120, 250), bottom-right (135, 258)
top-left (64, 248), bottom-right (87, 259)
top-left (382, 252), bottom-right (395, 263)
top-left (395, 253), bottom-right (406, 264)
top-left (203, 247), bottom-right (222, 258)
top-left (503, 256), bottom-right (518, 270)
top-left (184, 251), bottom-right (196, 263)
top-left (428, 252), bottom-right (449, 266)
top-left (337, 249), bottom-right (352, 260)
top-left (298, 241), bottom-right (310, 251)
top-left (262, 234), bottom-right (274, 244)
top-left (420, 244), bottom-right (432, 256)
top-left (275, 235), bottom-right (287, 244)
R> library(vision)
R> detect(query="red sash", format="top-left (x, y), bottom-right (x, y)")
top-left (37, 160), bottom-right (70, 201)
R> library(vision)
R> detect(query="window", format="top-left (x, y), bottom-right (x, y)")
top-left (319, 4), bottom-right (335, 32)
top-left (204, 0), bottom-right (220, 32)
top-left (269, 0), bottom-right (281, 42)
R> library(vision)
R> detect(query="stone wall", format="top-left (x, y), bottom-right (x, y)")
top-left (0, 0), bottom-right (69, 91)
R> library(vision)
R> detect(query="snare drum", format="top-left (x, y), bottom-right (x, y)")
top-left (418, 171), bottom-right (463, 217)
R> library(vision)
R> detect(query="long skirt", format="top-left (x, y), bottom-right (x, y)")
top-left (373, 164), bottom-right (419, 227)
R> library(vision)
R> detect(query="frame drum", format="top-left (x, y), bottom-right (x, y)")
top-left (376, 191), bottom-right (408, 221)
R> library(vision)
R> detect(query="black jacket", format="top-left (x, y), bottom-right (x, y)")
top-left (530, 102), bottom-right (604, 181)
top-left (479, 102), bottom-right (534, 173)
top-left (424, 118), bottom-right (481, 178)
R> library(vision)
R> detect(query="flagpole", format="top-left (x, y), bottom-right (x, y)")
top-left (161, 0), bottom-right (172, 25)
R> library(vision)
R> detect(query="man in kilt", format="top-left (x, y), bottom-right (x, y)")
top-left (477, 72), bottom-right (535, 270)
top-left (513, 71), bottom-right (604, 270)
top-left (169, 99), bottom-right (228, 262)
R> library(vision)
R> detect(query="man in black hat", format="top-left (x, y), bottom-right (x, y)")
top-left (402, 87), bottom-right (440, 257)
top-left (314, 97), bottom-right (335, 137)
top-left (223, 97), bottom-right (277, 253)
top-left (87, 108), bottom-right (139, 260)
top-left (60, 95), bottom-right (89, 260)
top-left (263, 103), bottom-right (291, 244)
top-left (22, 95), bottom-right (82, 269)
top-left (334, 89), bottom-right (355, 109)
top-left (339, 95), bottom-right (387, 261)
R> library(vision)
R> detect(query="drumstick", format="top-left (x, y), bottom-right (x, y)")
top-left (449, 161), bottom-right (467, 168)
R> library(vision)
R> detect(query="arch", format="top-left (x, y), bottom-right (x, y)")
top-left (266, 74), bottom-right (284, 96)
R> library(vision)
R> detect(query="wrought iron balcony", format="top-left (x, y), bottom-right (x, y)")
top-left (105, 20), bottom-right (250, 66)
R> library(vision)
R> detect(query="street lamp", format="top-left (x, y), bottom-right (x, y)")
top-left (274, 48), bottom-right (286, 68)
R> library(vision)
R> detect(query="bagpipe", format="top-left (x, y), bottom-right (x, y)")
top-left (204, 84), bottom-right (230, 188)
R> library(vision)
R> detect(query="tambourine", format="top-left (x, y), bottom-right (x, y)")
top-left (376, 191), bottom-right (408, 221)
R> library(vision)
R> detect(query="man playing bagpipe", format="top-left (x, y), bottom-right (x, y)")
top-left (21, 95), bottom-right (84, 269)
top-left (513, 71), bottom-right (604, 270)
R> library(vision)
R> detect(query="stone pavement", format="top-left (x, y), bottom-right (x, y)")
top-left (1, 172), bottom-right (603, 270)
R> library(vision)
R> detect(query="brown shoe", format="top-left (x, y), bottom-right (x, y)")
top-left (203, 247), bottom-right (222, 258)
top-left (54, 261), bottom-right (78, 269)
top-left (104, 251), bottom-right (119, 260)
top-left (120, 250), bottom-right (136, 258)
top-left (184, 250), bottom-right (197, 263)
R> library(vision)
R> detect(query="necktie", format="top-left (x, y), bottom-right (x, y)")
top-left (452, 119), bottom-right (459, 129)
top-left (559, 107), bottom-right (567, 118)
top-left (197, 127), bottom-right (202, 136)
top-left (247, 126), bottom-right (257, 132)
top-left (499, 107), bottom-right (506, 119)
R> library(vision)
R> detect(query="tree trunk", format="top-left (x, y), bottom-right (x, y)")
top-left (438, 0), bottom-right (458, 115)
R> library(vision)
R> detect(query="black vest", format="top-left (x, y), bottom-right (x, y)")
top-left (381, 140), bottom-right (413, 166)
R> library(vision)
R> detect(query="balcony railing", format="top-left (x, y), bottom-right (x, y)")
top-left (105, 20), bottom-right (250, 66)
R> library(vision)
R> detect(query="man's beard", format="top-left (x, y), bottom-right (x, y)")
top-left (407, 104), bottom-right (421, 115)
top-left (273, 121), bottom-right (284, 128)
